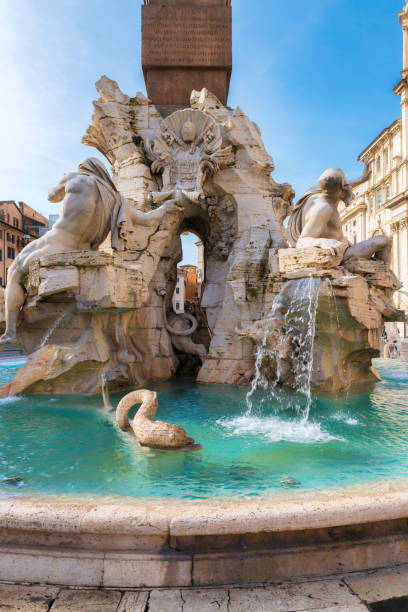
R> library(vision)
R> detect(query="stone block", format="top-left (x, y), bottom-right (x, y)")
top-left (344, 564), bottom-right (408, 603)
top-left (148, 588), bottom-right (229, 612)
top-left (279, 247), bottom-right (343, 274)
top-left (102, 551), bottom-right (192, 588)
top-left (40, 250), bottom-right (112, 268)
top-left (0, 546), bottom-right (104, 586)
top-left (38, 267), bottom-right (79, 297)
top-left (228, 581), bottom-right (362, 612)
top-left (117, 591), bottom-right (150, 612)
top-left (52, 589), bottom-right (121, 611)
top-left (0, 583), bottom-right (59, 612)
top-left (192, 534), bottom-right (408, 586)
top-left (77, 264), bottom-right (146, 311)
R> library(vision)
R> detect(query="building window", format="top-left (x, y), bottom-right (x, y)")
top-left (369, 196), bottom-right (374, 213)
top-left (376, 156), bottom-right (381, 172)
top-left (0, 230), bottom-right (3, 238)
top-left (7, 247), bottom-right (15, 259)
top-left (345, 224), bottom-right (349, 232)
top-left (13, 217), bottom-right (19, 228)
top-left (176, 287), bottom-right (179, 294)
top-left (377, 189), bottom-right (383, 210)
top-left (176, 302), bottom-right (180, 310)
top-left (353, 220), bottom-right (357, 227)
top-left (385, 148), bottom-right (389, 166)
top-left (386, 185), bottom-right (391, 201)
top-left (0, 250), bottom-right (2, 262)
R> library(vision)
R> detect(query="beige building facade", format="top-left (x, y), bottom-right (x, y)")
top-left (340, 2), bottom-right (408, 335)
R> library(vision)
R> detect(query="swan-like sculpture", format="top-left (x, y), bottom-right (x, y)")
top-left (115, 389), bottom-right (201, 451)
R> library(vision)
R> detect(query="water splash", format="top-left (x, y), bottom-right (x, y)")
top-left (218, 414), bottom-right (342, 443)
top-left (39, 304), bottom-right (75, 349)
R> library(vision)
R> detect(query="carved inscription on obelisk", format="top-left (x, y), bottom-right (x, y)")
top-left (142, 0), bottom-right (232, 109)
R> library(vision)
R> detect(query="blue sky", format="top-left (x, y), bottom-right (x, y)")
top-left (0, 0), bottom-right (405, 265)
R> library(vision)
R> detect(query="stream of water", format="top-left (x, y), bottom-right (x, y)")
top-left (246, 277), bottom-right (322, 422)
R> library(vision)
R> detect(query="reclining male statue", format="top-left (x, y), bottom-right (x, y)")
top-left (0, 157), bottom-right (181, 344)
top-left (287, 163), bottom-right (392, 264)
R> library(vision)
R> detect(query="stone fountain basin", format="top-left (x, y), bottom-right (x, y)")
top-left (1, 481), bottom-right (408, 587)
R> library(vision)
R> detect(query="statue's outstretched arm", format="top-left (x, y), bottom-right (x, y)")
top-left (347, 157), bottom-right (373, 188)
top-left (130, 200), bottom-right (183, 227)
top-left (48, 173), bottom-right (77, 203)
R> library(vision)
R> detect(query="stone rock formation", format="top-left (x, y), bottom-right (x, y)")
top-left (0, 79), bottom-right (404, 397)
top-left (0, 80), bottom-right (289, 395)
top-left (239, 246), bottom-right (404, 392)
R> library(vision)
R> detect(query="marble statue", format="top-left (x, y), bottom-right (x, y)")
top-left (271, 182), bottom-right (295, 244)
top-left (145, 109), bottom-right (232, 205)
top-left (0, 157), bottom-right (181, 344)
top-left (287, 164), bottom-right (392, 263)
top-left (165, 312), bottom-right (208, 364)
top-left (116, 389), bottom-right (201, 451)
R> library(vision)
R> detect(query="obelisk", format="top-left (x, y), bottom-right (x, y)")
top-left (142, 0), bottom-right (232, 114)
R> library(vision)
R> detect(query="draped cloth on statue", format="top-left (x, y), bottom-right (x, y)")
top-left (77, 157), bottom-right (133, 251)
top-left (287, 186), bottom-right (321, 247)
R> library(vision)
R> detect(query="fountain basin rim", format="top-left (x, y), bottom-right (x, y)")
top-left (2, 479), bottom-right (408, 537)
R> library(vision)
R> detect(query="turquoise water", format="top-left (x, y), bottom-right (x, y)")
top-left (1, 359), bottom-right (408, 499)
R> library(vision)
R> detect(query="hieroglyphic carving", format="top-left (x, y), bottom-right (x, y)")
top-left (142, 5), bottom-right (231, 68)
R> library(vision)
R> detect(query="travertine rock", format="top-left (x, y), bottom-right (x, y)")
top-left (0, 82), bottom-right (293, 395)
top-left (279, 247), bottom-right (343, 274)
top-left (38, 267), bottom-right (79, 297)
top-left (1, 79), bottom-right (403, 397)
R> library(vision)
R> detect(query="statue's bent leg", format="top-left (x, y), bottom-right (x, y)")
top-left (343, 236), bottom-right (392, 265)
top-left (0, 264), bottom-right (25, 344)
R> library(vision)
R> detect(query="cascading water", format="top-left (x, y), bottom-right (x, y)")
top-left (39, 303), bottom-right (75, 349)
top-left (384, 321), bottom-right (402, 359)
top-left (246, 277), bottom-right (322, 423)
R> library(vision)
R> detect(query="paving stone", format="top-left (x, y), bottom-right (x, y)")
top-left (181, 589), bottom-right (229, 611)
top-left (313, 607), bottom-right (368, 611)
top-left (50, 588), bottom-right (121, 611)
top-left (345, 566), bottom-right (408, 603)
top-left (117, 591), bottom-right (149, 612)
top-left (228, 580), bottom-right (362, 612)
top-left (0, 583), bottom-right (59, 611)
top-left (147, 588), bottom-right (229, 611)
top-left (146, 589), bottom-right (183, 611)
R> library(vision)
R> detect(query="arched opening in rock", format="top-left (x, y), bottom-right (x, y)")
top-left (165, 221), bottom-right (210, 378)
top-left (172, 231), bottom-right (204, 315)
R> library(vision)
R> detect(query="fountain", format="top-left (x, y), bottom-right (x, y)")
top-left (0, 0), bottom-right (408, 591)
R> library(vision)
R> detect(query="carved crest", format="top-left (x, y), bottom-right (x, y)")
top-left (145, 109), bottom-right (232, 202)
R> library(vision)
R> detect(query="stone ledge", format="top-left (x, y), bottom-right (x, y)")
top-left (1, 480), bottom-right (408, 538)
top-left (27, 250), bottom-right (148, 310)
top-left (279, 247), bottom-right (343, 274)
top-left (0, 482), bottom-right (408, 587)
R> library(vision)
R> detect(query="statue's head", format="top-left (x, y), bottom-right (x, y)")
top-left (318, 168), bottom-right (353, 204)
top-left (181, 121), bottom-right (196, 143)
